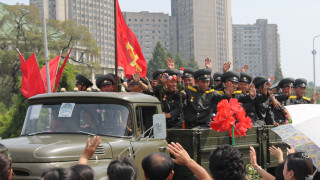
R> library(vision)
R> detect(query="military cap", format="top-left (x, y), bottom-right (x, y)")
top-left (164, 69), bottom-right (180, 76)
top-left (239, 72), bottom-right (252, 83)
top-left (107, 73), bottom-right (124, 84)
top-left (193, 68), bottom-right (212, 81)
top-left (75, 74), bottom-right (93, 87)
top-left (213, 72), bottom-right (222, 81)
top-left (252, 76), bottom-right (268, 88)
top-left (221, 71), bottom-right (240, 83)
top-left (128, 75), bottom-right (148, 85)
top-left (96, 75), bottom-right (115, 88)
top-left (152, 69), bottom-right (166, 80)
top-left (278, 78), bottom-right (295, 88)
top-left (294, 78), bottom-right (307, 88)
top-left (183, 68), bottom-right (195, 78)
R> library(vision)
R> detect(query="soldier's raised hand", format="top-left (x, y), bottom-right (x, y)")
top-left (249, 84), bottom-right (256, 98)
top-left (132, 70), bottom-right (141, 82)
top-left (311, 92), bottom-right (320, 104)
top-left (166, 58), bottom-right (175, 69)
top-left (205, 58), bottom-right (212, 68)
top-left (223, 61), bottom-right (231, 73)
top-left (241, 64), bottom-right (249, 72)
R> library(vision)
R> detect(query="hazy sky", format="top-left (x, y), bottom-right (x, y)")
top-left (1, 0), bottom-right (320, 85)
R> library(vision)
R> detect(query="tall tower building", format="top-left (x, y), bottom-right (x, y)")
top-left (233, 19), bottom-right (280, 77)
top-left (122, 11), bottom-right (177, 62)
top-left (30, 0), bottom-right (115, 72)
top-left (171, 0), bottom-right (233, 72)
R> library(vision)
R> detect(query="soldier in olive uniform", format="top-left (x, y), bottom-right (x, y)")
top-left (272, 78), bottom-right (294, 124)
top-left (154, 69), bottom-right (182, 128)
top-left (238, 72), bottom-right (256, 121)
top-left (288, 78), bottom-right (320, 104)
top-left (182, 68), bottom-right (225, 129)
top-left (252, 77), bottom-right (275, 125)
top-left (151, 69), bottom-right (166, 91)
top-left (182, 68), bottom-right (196, 87)
top-left (96, 75), bottom-right (115, 92)
top-left (75, 74), bottom-right (93, 91)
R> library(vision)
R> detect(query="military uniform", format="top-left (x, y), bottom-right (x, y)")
top-left (252, 77), bottom-right (274, 125)
top-left (288, 78), bottom-right (311, 104)
top-left (183, 68), bottom-right (222, 128)
top-left (154, 69), bottom-right (182, 128)
top-left (215, 71), bottom-right (256, 112)
top-left (272, 78), bottom-right (295, 124)
top-left (75, 74), bottom-right (93, 91)
top-left (238, 72), bottom-right (255, 121)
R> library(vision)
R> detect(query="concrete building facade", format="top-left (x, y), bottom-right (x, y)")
top-left (122, 11), bottom-right (177, 62)
top-left (171, 0), bottom-right (233, 72)
top-left (30, 0), bottom-right (115, 73)
top-left (232, 19), bottom-right (280, 77)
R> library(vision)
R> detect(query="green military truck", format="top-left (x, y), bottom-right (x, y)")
top-left (0, 92), bottom-right (287, 179)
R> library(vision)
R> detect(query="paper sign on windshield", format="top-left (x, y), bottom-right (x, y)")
top-left (58, 103), bottom-right (75, 117)
top-left (30, 105), bottom-right (42, 120)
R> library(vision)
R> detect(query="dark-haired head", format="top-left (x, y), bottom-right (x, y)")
top-left (275, 162), bottom-right (285, 180)
top-left (0, 143), bottom-right (12, 180)
top-left (41, 167), bottom-right (70, 180)
top-left (209, 144), bottom-right (247, 180)
top-left (283, 152), bottom-right (314, 180)
top-left (142, 152), bottom-right (174, 180)
top-left (107, 156), bottom-right (137, 180)
top-left (69, 164), bottom-right (95, 180)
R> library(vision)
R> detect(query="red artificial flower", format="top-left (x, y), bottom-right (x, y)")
top-left (180, 67), bottom-right (185, 71)
top-left (210, 98), bottom-right (252, 137)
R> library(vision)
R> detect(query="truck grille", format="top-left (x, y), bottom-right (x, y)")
top-left (94, 145), bottom-right (105, 155)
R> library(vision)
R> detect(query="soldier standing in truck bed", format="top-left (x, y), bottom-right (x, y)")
top-left (288, 78), bottom-right (320, 105)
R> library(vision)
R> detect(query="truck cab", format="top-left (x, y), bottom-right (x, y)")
top-left (0, 92), bottom-right (168, 180)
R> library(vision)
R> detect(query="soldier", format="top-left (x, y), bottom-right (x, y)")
top-left (271, 78), bottom-right (294, 124)
top-left (75, 74), bottom-right (93, 91)
top-left (182, 68), bottom-right (226, 129)
top-left (252, 76), bottom-right (275, 126)
top-left (238, 72), bottom-right (256, 121)
top-left (151, 69), bottom-right (166, 91)
top-left (96, 75), bottom-right (115, 92)
top-left (288, 78), bottom-right (320, 104)
top-left (127, 72), bottom-right (152, 95)
top-left (212, 72), bottom-right (222, 87)
top-left (182, 68), bottom-right (196, 87)
top-left (154, 69), bottom-right (182, 128)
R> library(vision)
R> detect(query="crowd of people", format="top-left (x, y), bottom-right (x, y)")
top-left (74, 58), bottom-right (319, 128)
top-left (0, 135), bottom-right (318, 180)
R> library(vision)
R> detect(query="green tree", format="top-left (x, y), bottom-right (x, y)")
top-left (274, 61), bottom-right (284, 82)
top-left (147, 42), bottom-right (167, 78)
top-left (186, 56), bottom-right (199, 70)
top-left (174, 53), bottom-right (186, 68)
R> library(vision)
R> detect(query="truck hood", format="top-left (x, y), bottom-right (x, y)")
top-left (0, 134), bottom-right (115, 163)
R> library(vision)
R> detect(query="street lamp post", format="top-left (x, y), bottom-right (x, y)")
top-left (312, 35), bottom-right (320, 95)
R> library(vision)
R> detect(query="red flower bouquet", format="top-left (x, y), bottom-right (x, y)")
top-left (210, 98), bottom-right (252, 138)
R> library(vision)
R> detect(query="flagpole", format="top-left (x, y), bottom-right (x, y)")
top-left (42, 0), bottom-right (51, 93)
top-left (114, 0), bottom-right (119, 92)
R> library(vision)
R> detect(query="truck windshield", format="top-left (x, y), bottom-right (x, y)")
top-left (21, 103), bottom-right (132, 137)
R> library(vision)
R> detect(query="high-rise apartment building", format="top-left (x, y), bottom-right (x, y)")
top-left (233, 19), bottom-right (280, 77)
top-left (122, 11), bottom-right (177, 62)
top-left (171, 0), bottom-right (233, 72)
top-left (30, 0), bottom-right (115, 72)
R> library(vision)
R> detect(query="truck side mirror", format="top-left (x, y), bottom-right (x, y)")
top-left (153, 114), bottom-right (166, 139)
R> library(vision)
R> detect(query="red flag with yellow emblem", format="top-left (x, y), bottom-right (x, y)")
top-left (116, 0), bottom-right (147, 78)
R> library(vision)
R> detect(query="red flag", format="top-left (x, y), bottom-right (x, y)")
top-left (116, 0), bottom-right (147, 78)
top-left (53, 48), bottom-right (72, 92)
top-left (18, 52), bottom-right (25, 65)
top-left (20, 53), bottom-right (46, 98)
top-left (40, 54), bottom-right (61, 92)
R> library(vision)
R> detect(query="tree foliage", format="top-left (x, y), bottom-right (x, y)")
top-left (147, 42), bottom-right (167, 78)
top-left (174, 53), bottom-right (186, 68)
top-left (274, 61), bottom-right (283, 82)
top-left (186, 56), bottom-right (199, 70)
top-left (0, 4), bottom-right (100, 138)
